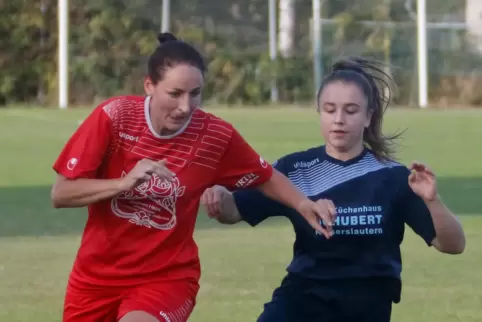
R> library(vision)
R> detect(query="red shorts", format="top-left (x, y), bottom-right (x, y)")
top-left (63, 280), bottom-right (199, 322)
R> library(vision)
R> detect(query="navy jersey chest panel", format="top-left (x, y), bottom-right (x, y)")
top-left (287, 168), bottom-right (405, 243)
top-left (277, 147), bottom-right (409, 278)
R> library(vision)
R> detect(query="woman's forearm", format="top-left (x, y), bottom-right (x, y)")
top-left (256, 169), bottom-right (307, 212)
top-left (51, 176), bottom-right (126, 208)
top-left (426, 196), bottom-right (465, 254)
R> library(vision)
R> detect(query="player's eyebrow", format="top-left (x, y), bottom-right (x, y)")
top-left (323, 101), bottom-right (360, 108)
top-left (344, 102), bottom-right (360, 108)
top-left (169, 87), bottom-right (201, 92)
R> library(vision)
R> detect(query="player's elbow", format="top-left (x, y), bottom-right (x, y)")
top-left (51, 197), bottom-right (67, 209)
top-left (448, 237), bottom-right (466, 254)
top-left (216, 218), bottom-right (234, 225)
top-left (51, 185), bottom-right (65, 208)
top-left (441, 243), bottom-right (465, 255)
top-left (216, 215), bottom-right (242, 225)
top-left (433, 236), bottom-right (466, 255)
top-left (51, 176), bottom-right (70, 208)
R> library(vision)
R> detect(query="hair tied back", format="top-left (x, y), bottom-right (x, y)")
top-left (332, 58), bottom-right (366, 76)
top-left (157, 32), bottom-right (178, 45)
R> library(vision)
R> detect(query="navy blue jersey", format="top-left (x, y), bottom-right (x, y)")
top-left (233, 145), bottom-right (436, 302)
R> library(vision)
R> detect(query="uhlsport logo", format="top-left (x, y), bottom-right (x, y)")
top-left (294, 158), bottom-right (320, 169)
top-left (316, 205), bottom-right (384, 237)
top-left (119, 132), bottom-right (140, 142)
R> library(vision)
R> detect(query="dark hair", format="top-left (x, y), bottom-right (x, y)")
top-left (316, 57), bottom-right (402, 161)
top-left (147, 32), bottom-right (206, 84)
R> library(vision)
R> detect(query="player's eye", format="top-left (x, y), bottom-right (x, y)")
top-left (345, 104), bottom-right (359, 114)
top-left (323, 105), bottom-right (336, 113)
top-left (346, 109), bottom-right (356, 114)
top-left (190, 88), bottom-right (201, 97)
top-left (168, 91), bottom-right (182, 98)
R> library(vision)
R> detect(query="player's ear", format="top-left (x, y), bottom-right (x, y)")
top-left (364, 106), bottom-right (373, 128)
top-left (144, 76), bottom-right (155, 96)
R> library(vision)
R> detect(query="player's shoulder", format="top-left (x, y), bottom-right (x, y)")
top-left (384, 160), bottom-right (411, 180)
top-left (197, 109), bottom-right (234, 127)
top-left (95, 95), bottom-right (145, 120)
top-left (369, 156), bottom-right (413, 197)
top-left (273, 146), bottom-right (324, 170)
top-left (362, 150), bottom-right (411, 181)
top-left (194, 109), bottom-right (236, 136)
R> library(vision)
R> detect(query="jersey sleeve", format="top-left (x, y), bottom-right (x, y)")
top-left (52, 104), bottom-right (112, 179)
top-left (214, 127), bottom-right (273, 190)
top-left (233, 157), bottom-right (293, 227)
top-left (398, 168), bottom-right (436, 246)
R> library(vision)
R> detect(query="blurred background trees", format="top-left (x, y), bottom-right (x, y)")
top-left (1, 0), bottom-right (480, 107)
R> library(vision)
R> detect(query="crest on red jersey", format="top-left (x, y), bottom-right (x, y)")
top-left (111, 172), bottom-right (186, 230)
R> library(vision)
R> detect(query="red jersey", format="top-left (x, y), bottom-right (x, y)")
top-left (53, 95), bottom-right (273, 288)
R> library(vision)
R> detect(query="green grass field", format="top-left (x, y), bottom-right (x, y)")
top-left (0, 106), bottom-right (481, 321)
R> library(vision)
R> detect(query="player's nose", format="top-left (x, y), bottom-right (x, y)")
top-left (334, 109), bottom-right (346, 124)
top-left (177, 102), bottom-right (190, 114)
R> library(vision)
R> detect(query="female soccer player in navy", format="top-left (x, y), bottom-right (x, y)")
top-left (201, 57), bottom-right (466, 322)
top-left (51, 32), bottom-right (332, 322)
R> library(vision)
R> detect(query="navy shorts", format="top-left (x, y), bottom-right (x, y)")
top-left (257, 275), bottom-right (393, 322)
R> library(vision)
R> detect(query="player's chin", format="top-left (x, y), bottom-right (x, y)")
top-left (166, 119), bottom-right (189, 131)
top-left (328, 138), bottom-right (351, 151)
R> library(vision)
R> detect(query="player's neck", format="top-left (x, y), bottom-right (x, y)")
top-left (148, 101), bottom-right (176, 137)
top-left (150, 116), bottom-right (172, 136)
top-left (325, 144), bottom-right (364, 161)
top-left (154, 122), bottom-right (175, 136)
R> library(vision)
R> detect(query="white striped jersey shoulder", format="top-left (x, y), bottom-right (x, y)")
top-left (275, 145), bottom-right (408, 197)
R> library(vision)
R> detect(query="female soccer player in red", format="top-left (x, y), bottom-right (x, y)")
top-left (51, 33), bottom-right (335, 322)
top-left (201, 57), bottom-right (466, 322)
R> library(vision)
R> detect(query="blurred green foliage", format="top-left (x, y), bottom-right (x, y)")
top-left (1, 0), bottom-right (480, 107)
